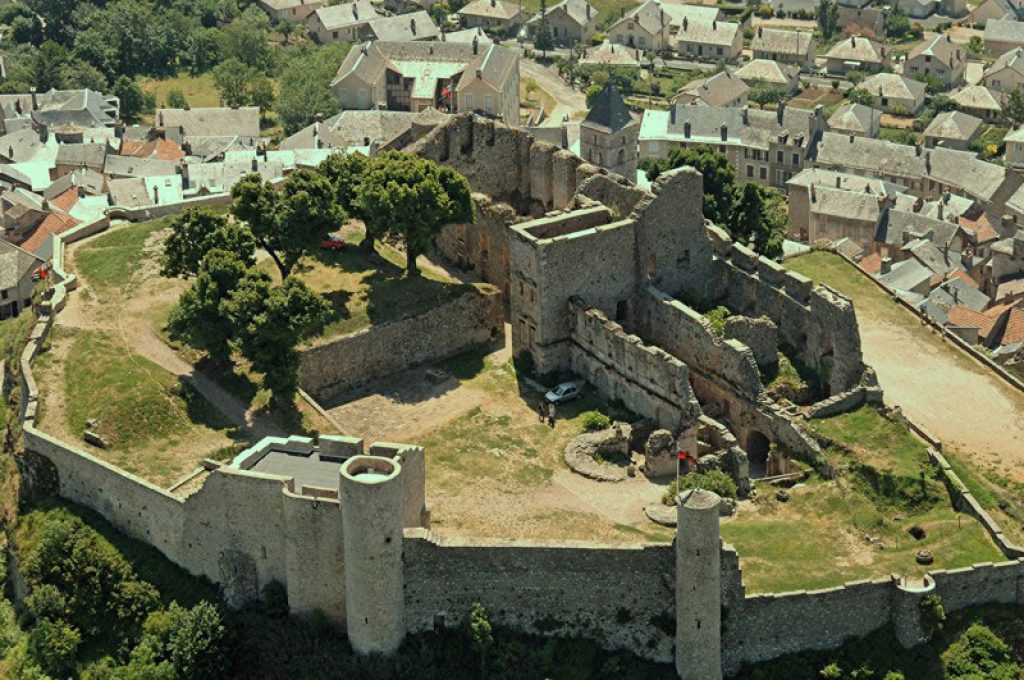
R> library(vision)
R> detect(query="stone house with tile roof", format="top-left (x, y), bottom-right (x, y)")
top-left (732, 59), bottom-right (800, 93)
top-left (256, 0), bottom-right (324, 22)
top-left (923, 111), bottom-right (983, 150)
top-left (673, 71), bottom-right (748, 107)
top-left (856, 73), bottom-right (926, 114)
top-left (827, 102), bottom-right (881, 138)
top-left (984, 18), bottom-right (1024, 54)
top-left (580, 82), bottom-right (640, 179)
top-left (905, 34), bottom-right (966, 90)
top-left (457, 0), bottom-right (524, 31)
top-left (950, 85), bottom-right (1004, 122)
top-left (607, 0), bottom-right (672, 52)
top-left (307, 1), bottom-right (381, 43)
top-left (751, 27), bottom-right (816, 69)
top-left (982, 47), bottom-right (1024, 94)
top-left (0, 239), bottom-right (42, 319)
top-left (525, 0), bottom-right (597, 45)
top-left (824, 35), bottom-right (888, 75)
top-left (675, 17), bottom-right (742, 61)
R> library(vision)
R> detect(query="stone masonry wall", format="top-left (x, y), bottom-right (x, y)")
top-left (403, 530), bottom-right (678, 663)
top-left (406, 114), bottom-right (601, 215)
top-left (298, 285), bottom-right (503, 403)
top-left (568, 299), bottom-right (701, 432)
top-left (434, 194), bottom-right (520, 296)
top-left (709, 231), bottom-right (864, 395)
top-left (639, 287), bottom-right (764, 401)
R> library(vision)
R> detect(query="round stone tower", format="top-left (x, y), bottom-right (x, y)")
top-left (340, 455), bottom-right (405, 655)
top-left (891, 574), bottom-right (938, 648)
top-left (675, 488), bottom-right (722, 680)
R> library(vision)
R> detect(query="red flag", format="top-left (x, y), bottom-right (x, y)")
top-left (677, 450), bottom-right (687, 460)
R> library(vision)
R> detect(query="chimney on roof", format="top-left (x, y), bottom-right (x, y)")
top-left (587, 3), bottom-right (591, 18)
top-left (836, 175), bottom-right (841, 188)
top-left (361, 42), bottom-right (368, 55)
top-left (683, 16), bottom-right (688, 30)
top-left (491, 0), bottom-right (495, 6)
top-left (411, 17), bottom-right (416, 34)
top-left (315, 112), bottom-right (325, 123)
top-left (851, 36), bottom-right (856, 46)
top-left (476, 68), bottom-right (482, 78)
top-left (811, 184), bottom-right (817, 202)
top-left (363, 136), bottom-right (370, 146)
top-left (758, 26), bottom-right (763, 38)
top-left (5, 146), bottom-right (11, 160)
top-left (251, 157), bottom-right (258, 172)
top-left (777, 100), bottom-right (785, 124)
top-left (660, 8), bottom-right (665, 24)
top-left (620, 6), bottom-right (625, 17)
top-left (926, 150), bottom-right (932, 174)
top-left (713, 19), bottom-right (717, 29)
top-left (742, 105), bottom-right (748, 124)
top-left (670, 105), bottom-right (676, 125)
top-left (30, 87), bottom-right (37, 111)
top-left (685, 120), bottom-right (692, 137)
top-left (353, 1), bottom-right (358, 19)
top-left (915, 143), bottom-right (922, 156)
top-left (938, 202), bottom-right (944, 220)
top-left (153, 185), bottom-right (159, 204)
top-left (472, 35), bottom-right (479, 54)
top-left (914, 195), bottom-right (923, 212)
top-left (849, 133), bottom-right (854, 143)
top-left (720, 123), bottom-right (727, 141)
top-left (13, 99), bottom-right (20, 115)
top-left (881, 257), bottom-right (892, 274)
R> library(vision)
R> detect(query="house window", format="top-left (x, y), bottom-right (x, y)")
top-left (776, 150), bottom-right (784, 163)
top-left (792, 152), bottom-right (799, 165)
top-left (650, 140), bottom-right (660, 153)
top-left (746, 164), bottom-right (753, 177)
top-left (465, 93), bottom-right (476, 109)
top-left (717, 47), bottom-right (723, 55)
top-left (333, 31), bottom-right (338, 38)
top-left (743, 148), bottom-right (749, 159)
top-left (639, 36), bottom-right (646, 46)
top-left (0, 290), bottom-right (7, 300)
top-left (759, 167), bottom-right (767, 179)
top-left (484, 94), bottom-right (494, 111)
top-left (881, 97), bottom-right (889, 106)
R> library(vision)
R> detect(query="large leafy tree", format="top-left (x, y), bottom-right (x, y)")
top-left (729, 182), bottom-right (786, 259)
top-left (212, 58), bottom-right (273, 109)
top-left (231, 171), bottom-right (344, 279)
top-left (661, 145), bottom-right (736, 226)
top-left (1006, 87), bottom-right (1024, 125)
top-left (846, 87), bottom-right (875, 107)
top-left (317, 152), bottom-right (368, 219)
top-left (356, 151), bottom-right (474, 276)
top-left (748, 80), bottom-right (786, 109)
top-left (162, 208), bottom-right (255, 279)
top-left (276, 42), bottom-right (349, 134)
top-left (168, 249), bottom-right (249, 364)
top-left (534, 0), bottom-right (554, 56)
top-left (223, 274), bottom-right (331, 403)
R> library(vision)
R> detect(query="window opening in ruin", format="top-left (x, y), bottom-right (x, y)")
top-left (746, 431), bottom-right (771, 478)
top-left (616, 300), bottom-right (628, 322)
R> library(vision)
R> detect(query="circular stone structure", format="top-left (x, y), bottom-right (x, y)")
top-left (340, 455), bottom-right (405, 656)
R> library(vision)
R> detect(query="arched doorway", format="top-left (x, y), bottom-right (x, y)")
top-left (746, 431), bottom-right (770, 478)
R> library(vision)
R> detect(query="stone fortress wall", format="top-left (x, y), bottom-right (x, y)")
top-left (297, 285), bottom-right (503, 403)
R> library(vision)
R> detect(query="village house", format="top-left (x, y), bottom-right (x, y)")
top-left (984, 18), bottom-right (1024, 54)
top-left (673, 71), bottom-right (749, 107)
top-left (751, 27), bottom-right (816, 69)
top-left (279, 109), bottom-right (428, 151)
top-left (837, 5), bottom-right (885, 37)
top-left (607, 0), bottom-right (672, 52)
top-left (732, 59), bottom-right (800, 93)
top-left (307, 1), bottom-right (382, 43)
top-left (0, 239), bottom-right (42, 319)
top-left (256, 0), bottom-right (324, 22)
top-left (827, 102), bottom-right (881, 138)
top-left (905, 34), bottom-right (966, 90)
top-left (0, 89), bottom-right (120, 132)
top-left (457, 0), bottom-right (524, 32)
top-left (580, 82), bottom-right (640, 179)
top-left (786, 168), bottom-right (901, 242)
top-left (331, 40), bottom-right (519, 124)
top-left (968, 0), bottom-right (1021, 26)
top-left (525, 0), bottom-right (597, 45)
top-left (1004, 127), bottom-right (1024, 168)
top-left (824, 35), bottom-right (888, 74)
top-left (675, 17), bottom-right (742, 61)
top-left (155, 107), bottom-right (262, 146)
top-left (923, 110), bottom-right (983, 150)
top-left (982, 47), bottom-right (1024, 93)
top-left (950, 84), bottom-right (1004, 122)
top-left (639, 102), bottom-right (827, 188)
top-left (365, 12), bottom-right (440, 41)
top-left (857, 73), bottom-right (926, 114)
top-left (52, 143), bottom-right (107, 179)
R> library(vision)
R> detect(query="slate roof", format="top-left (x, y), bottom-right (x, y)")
top-left (752, 27), bottom-right (813, 56)
top-left (579, 41), bottom-right (642, 66)
top-left (950, 85), bottom-right (1003, 112)
top-left (984, 18), bottom-right (1024, 45)
top-left (642, 103), bottom-right (821, 151)
top-left (279, 110), bottom-right (423, 150)
top-left (928, 277), bottom-right (990, 311)
top-left (787, 167), bottom-right (902, 194)
top-left (368, 11), bottom-right (439, 41)
top-left (859, 73), bottom-right (926, 101)
top-left (827, 102), bottom-right (880, 136)
top-left (525, 0), bottom-right (595, 26)
top-left (583, 82), bottom-right (636, 133)
top-left (0, 89), bottom-right (119, 129)
top-left (0, 128), bottom-right (48, 163)
top-left (609, 1), bottom-right (670, 36)
top-left (809, 185), bottom-right (885, 222)
top-left (312, 0), bottom-right (378, 30)
top-left (676, 18), bottom-right (739, 48)
top-left (156, 107), bottom-right (262, 139)
top-left (923, 110), bottom-right (983, 142)
top-left (0, 239), bottom-right (42, 291)
top-left (676, 71), bottom-right (749, 106)
top-left (104, 155), bottom-right (180, 178)
top-left (984, 46), bottom-right (1024, 79)
top-left (908, 33), bottom-right (963, 68)
top-left (458, 0), bottom-right (521, 20)
top-left (878, 257), bottom-right (934, 292)
top-left (816, 131), bottom-right (926, 178)
top-left (732, 59), bottom-right (799, 87)
top-left (55, 143), bottom-right (107, 169)
top-left (443, 27), bottom-right (489, 43)
top-left (42, 168), bottom-right (105, 198)
top-left (825, 35), bottom-right (885, 64)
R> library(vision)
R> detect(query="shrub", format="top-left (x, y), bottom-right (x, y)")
top-left (920, 594), bottom-right (946, 637)
top-left (706, 306), bottom-right (731, 336)
top-left (28, 618), bottom-right (81, 678)
top-left (663, 470), bottom-right (738, 505)
top-left (580, 411), bottom-right (611, 432)
top-left (942, 623), bottom-right (1022, 679)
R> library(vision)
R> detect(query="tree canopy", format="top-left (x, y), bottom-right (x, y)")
top-left (161, 208), bottom-right (256, 279)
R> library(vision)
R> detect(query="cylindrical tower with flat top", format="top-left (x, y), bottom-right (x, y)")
top-left (340, 454), bottom-right (405, 655)
top-left (675, 488), bottom-right (723, 680)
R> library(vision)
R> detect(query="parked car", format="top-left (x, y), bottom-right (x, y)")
top-left (321, 233), bottom-right (345, 250)
top-left (545, 381), bottom-right (584, 404)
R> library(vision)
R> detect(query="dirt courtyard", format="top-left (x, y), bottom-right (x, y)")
top-left (323, 340), bottom-right (675, 544)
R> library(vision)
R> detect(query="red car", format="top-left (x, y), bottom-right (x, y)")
top-left (321, 233), bottom-right (345, 250)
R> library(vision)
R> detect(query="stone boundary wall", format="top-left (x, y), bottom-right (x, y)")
top-left (567, 298), bottom-right (701, 431)
top-left (722, 558), bottom-right (1024, 674)
top-left (834, 249), bottom-right (1024, 398)
top-left (712, 231), bottom-right (864, 395)
top-left (434, 194), bottom-right (521, 296)
top-left (108, 192), bottom-right (234, 221)
top-left (806, 383), bottom-right (884, 419)
top-left (298, 285), bottom-right (503, 404)
top-left (639, 287), bottom-right (765, 401)
top-left (403, 529), bottom-right (679, 663)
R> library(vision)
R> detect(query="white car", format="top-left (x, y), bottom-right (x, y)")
top-left (545, 381), bottom-right (583, 404)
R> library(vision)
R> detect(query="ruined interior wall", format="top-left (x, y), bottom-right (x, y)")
top-left (568, 299), bottom-right (701, 431)
top-left (434, 194), bottom-right (520, 296)
top-left (574, 172), bottom-right (650, 219)
top-left (403, 531), bottom-right (678, 663)
top-left (710, 233), bottom-right (864, 394)
top-left (298, 286), bottom-right (503, 403)
top-left (406, 114), bottom-right (599, 214)
top-left (508, 219), bottom-right (637, 373)
top-left (638, 287), bottom-right (764, 401)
